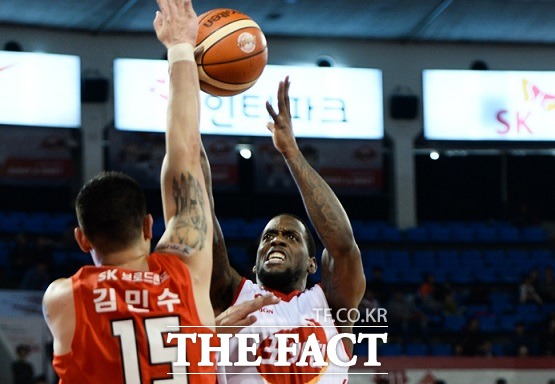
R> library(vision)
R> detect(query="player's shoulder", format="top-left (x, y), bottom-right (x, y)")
top-left (43, 278), bottom-right (73, 312)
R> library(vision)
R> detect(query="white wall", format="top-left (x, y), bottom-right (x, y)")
top-left (3, 25), bottom-right (555, 227)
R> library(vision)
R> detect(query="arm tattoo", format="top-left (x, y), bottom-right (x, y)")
top-left (169, 172), bottom-right (207, 250)
top-left (290, 155), bottom-right (341, 240)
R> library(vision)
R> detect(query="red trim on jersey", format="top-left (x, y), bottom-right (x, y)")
top-left (230, 277), bottom-right (247, 306)
top-left (235, 277), bottom-right (305, 303)
top-left (259, 285), bottom-right (303, 302)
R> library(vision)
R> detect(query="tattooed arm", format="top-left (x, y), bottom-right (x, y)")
top-left (200, 144), bottom-right (243, 316)
top-left (153, 0), bottom-right (213, 324)
top-left (266, 77), bottom-right (365, 335)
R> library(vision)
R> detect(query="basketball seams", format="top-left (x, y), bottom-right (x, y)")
top-left (202, 45), bottom-right (267, 66)
top-left (198, 49), bottom-right (267, 86)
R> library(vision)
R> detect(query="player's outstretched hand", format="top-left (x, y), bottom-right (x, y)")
top-left (153, 0), bottom-right (198, 48)
top-left (265, 76), bottom-right (300, 158)
top-left (215, 294), bottom-right (280, 334)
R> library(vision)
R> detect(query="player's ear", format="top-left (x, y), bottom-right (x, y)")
top-left (74, 227), bottom-right (92, 253)
top-left (143, 214), bottom-right (153, 240)
top-left (308, 257), bottom-right (317, 274)
top-left (252, 265), bottom-right (256, 273)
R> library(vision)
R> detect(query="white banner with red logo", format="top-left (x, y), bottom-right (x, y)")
top-left (424, 70), bottom-right (555, 141)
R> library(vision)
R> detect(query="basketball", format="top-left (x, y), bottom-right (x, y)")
top-left (196, 9), bottom-right (268, 97)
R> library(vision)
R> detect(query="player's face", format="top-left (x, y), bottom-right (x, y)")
top-left (255, 215), bottom-right (311, 292)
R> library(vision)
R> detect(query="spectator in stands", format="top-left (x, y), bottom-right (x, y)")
top-left (19, 258), bottom-right (51, 291)
top-left (359, 287), bottom-right (380, 314)
top-left (514, 200), bottom-right (540, 228)
top-left (417, 272), bottom-right (443, 314)
top-left (506, 321), bottom-right (536, 356)
top-left (538, 266), bottom-right (555, 302)
top-left (519, 273), bottom-right (543, 305)
top-left (11, 344), bottom-right (34, 384)
top-left (357, 287), bottom-right (381, 331)
top-left (367, 266), bottom-right (387, 303)
top-left (441, 283), bottom-right (462, 315)
top-left (457, 317), bottom-right (488, 356)
top-left (7, 233), bottom-right (33, 287)
top-left (465, 281), bottom-right (491, 306)
top-left (386, 289), bottom-right (428, 343)
top-left (19, 235), bottom-right (53, 290)
top-left (542, 313), bottom-right (555, 356)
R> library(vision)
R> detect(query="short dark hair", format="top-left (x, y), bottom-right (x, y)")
top-left (75, 171), bottom-right (147, 253)
top-left (267, 213), bottom-right (316, 258)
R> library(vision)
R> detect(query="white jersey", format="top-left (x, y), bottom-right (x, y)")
top-left (217, 278), bottom-right (350, 384)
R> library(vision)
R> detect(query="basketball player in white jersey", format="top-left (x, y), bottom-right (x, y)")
top-left (206, 76), bottom-right (366, 383)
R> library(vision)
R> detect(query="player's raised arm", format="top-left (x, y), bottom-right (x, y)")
top-left (200, 143), bottom-right (243, 316)
top-left (265, 77), bottom-right (365, 323)
top-left (153, 0), bottom-right (213, 300)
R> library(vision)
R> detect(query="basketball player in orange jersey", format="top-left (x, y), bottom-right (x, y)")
top-left (207, 77), bottom-right (366, 383)
top-left (41, 0), bottom-right (277, 382)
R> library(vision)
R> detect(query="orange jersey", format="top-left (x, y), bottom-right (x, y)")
top-left (53, 252), bottom-right (216, 384)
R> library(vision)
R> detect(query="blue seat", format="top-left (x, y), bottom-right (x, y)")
top-left (452, 226), bottom-right (475, 243)
top-left (479, 316), bottom-right (498, 332)
top-left (465, 304), bottom-right (489, 318)
top-left (355, 225), bottom-right (379, 242)
top-left (378, 343), bottom-right (403, 356)
top-left (498, 226), bottom-right (521, 242)
top-left (380, 269), bottom-right (401, 283)
top-left (529, 249), bottom-right (553, 264)
top-left (412, 250), bottom-right (436, 268)
top-left (482, 249), bottom-right (505, 266)
top-left (448, 268), bottom-right (472, 283)
top-left (431, 267), bottom-right (448, 283)
top-left (489, 292), bottom-right (513, 314)
top-left (388, 250), bottom-right (410, 266)
top-left (379, 226), bottom-right (403, 242)
top-left (499, 314), bottom-right (519, 331)
top-left (242, 220), bottom-right (265, 238)
top-left (521, 226), bottom-right (548, 243)
top-left (437, 249), bottom-right (459, 268)
top-left (218, 217), bottom-right (244, 239)
top-left (506, 249), bottom-right (529, 263)
top-left (474, 267), bottom-right (498, 283)
top-left (430, 343), bottom-right (452, 356)
top-left (492, 343), bottom-right (506, 356)
top-left (397, 267), bottom-right (424, 284)
top-left (514, 303), bottom-right (545, 324)
top-left (444, 315), bottom-right (466, 331)
top-left (474, 226), bottom-right (498, 243)
top-left (429, 226), bottom-right (452, 242)
top-left (459, 250), bottom-right (484, 267)
top-left (405, 227), bottom-right (429, 242)
top-left (52, 250), bottom-right (68, 267)
top-left (405, 343), bottom-right (429, 356)
top-left (362, 250), bottom-right (387, 267)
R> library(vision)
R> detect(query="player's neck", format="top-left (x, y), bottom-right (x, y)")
top-left (101, 247), bottom-right (150, 271)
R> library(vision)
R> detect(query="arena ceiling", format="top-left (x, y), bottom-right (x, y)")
top-left (2, 0), bottom-right (555, 45)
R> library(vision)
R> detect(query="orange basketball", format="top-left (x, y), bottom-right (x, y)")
top-left (196, 9), bottom-right (268, 97)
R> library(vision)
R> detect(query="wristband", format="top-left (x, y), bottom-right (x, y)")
top-left (168, 43), bottom-right (195, 64)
